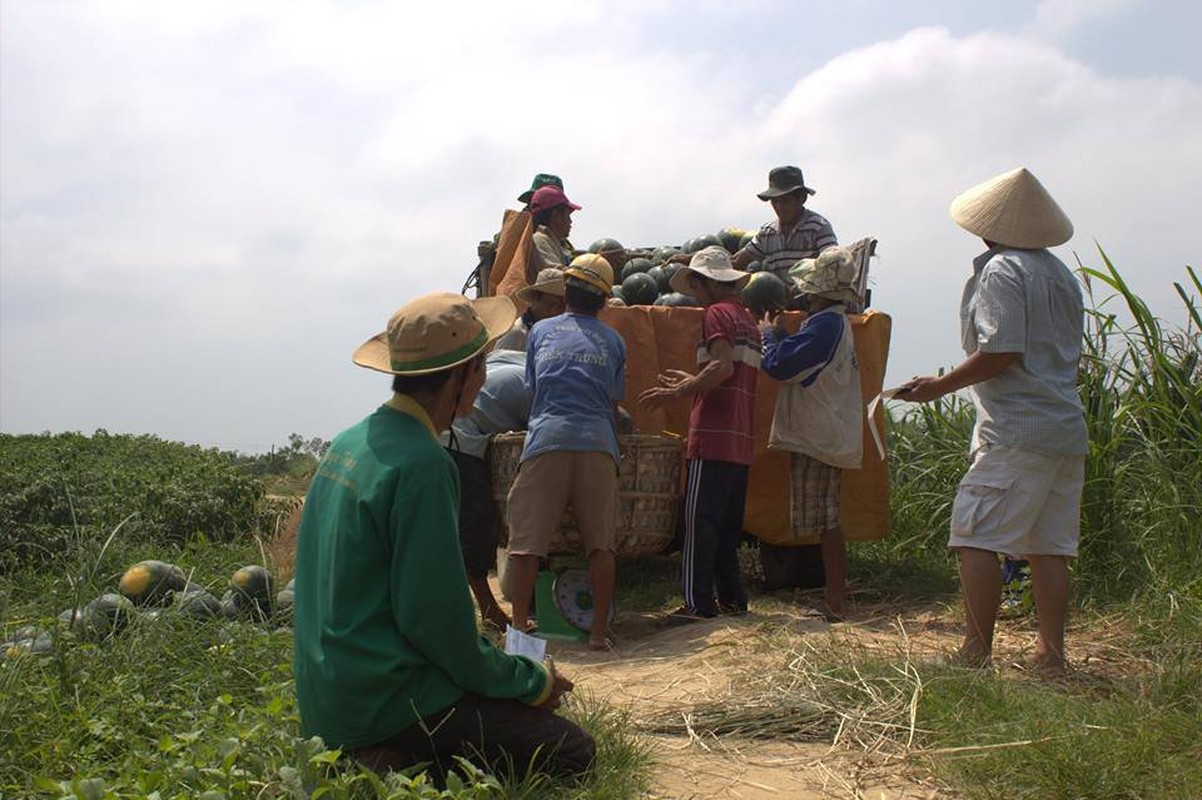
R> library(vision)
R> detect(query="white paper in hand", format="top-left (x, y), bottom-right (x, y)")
top-left (504, 625), bottom-right (547, 661)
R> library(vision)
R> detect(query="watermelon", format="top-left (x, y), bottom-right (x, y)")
top-left (693, 234), bottom-right (722, 251)
top-left (653, 292), bottom-right (701, 307)
top-left (681, 237), bottom-right (698, 254)
top-left (73, 593), bottom-right (137, 641)
top-left (229, 565), bottom-right (274, 619)
top-left (619, 257), bottom-right (654, 282)
top-left (651, 245), bottom-right (680, 264)
top-left (588, 238), bottom-right (624, 254)
top-left (746, 260), bottom-right (763, 273)
top-left (742, 271), bottom-right (789, 317)
top-left (275, 578), bottom-right (295, 621)
top-left (646, 265), bottom-right (665, 293)
top-left (655, 263), bottom-right (679, 294)
top-left (718, 227), bottom-right (745, 254)
top-left (610, 285), bottom-right (626, 303)
top-left (739, 231), bottom-right (755, 251)
top-left (621, 272), bottom-right (659, 305)
top-left (175, 588), bottom-right (222, 620)
top-left (119, 560), bottom-right (187, 606)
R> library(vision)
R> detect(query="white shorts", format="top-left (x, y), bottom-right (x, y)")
top-left (949, 444), bottom-right (1085, 558)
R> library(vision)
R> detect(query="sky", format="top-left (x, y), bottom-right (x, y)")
top-left (2, 0), bottom-right (1199, 453)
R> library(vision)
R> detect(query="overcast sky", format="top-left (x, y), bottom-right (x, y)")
top-left (2, 0), bottom-right (1199, 452)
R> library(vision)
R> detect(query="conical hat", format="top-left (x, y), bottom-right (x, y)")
top-left (949, 167), bottom-right (1073, 249)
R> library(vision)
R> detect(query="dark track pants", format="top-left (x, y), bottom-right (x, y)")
top-left (681, 458), bottom-right (750, 615)
top-left (347, 693), bottom-right (595, 781)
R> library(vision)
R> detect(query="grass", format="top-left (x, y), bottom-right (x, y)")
top-left (0, 537), bottom-right (652, 799)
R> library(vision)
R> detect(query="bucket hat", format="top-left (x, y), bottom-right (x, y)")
top-left (352, 293), bottom-right (517, 375)
top-left (670, 245), bottom-right (751, 294)
top-left (516, 267), bottom-right (566, 302)
top-left (517, 173), bottom-right (563, 205)
top-left (949, 167), bottom-right (1073, 249)
top-left (789, 246), bottom-right (859, 303)
top-left (529, 185), bottom-right (581, 215)
top-left (756, 165), bottom-right (816, 201)
top-left (564, 253), bottom-right (614, 295)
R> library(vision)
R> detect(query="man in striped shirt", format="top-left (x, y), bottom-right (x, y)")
top-left (734, 166), bottom-right (838, 288)
top-left (639, 247), bottom-right (761, 620)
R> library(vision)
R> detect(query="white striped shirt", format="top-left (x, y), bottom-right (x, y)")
top-left (739, 209), bottom-right (838, 279)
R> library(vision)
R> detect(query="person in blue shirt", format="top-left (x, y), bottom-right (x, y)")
top-left (505, 254), bottom-right (627, 650)
top-left (442, 348), bottom-right (532, 629)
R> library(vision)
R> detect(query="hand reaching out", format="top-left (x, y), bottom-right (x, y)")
top-left (638, 369), bottom-right (693, 410)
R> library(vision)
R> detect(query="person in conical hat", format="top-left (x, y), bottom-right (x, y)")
top-left (899, 167), bottom-right (1087, 677)
top-left (293, 292), bottom-right (595, 778)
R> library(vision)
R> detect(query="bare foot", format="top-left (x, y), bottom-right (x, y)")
top-left (588, 634), bottom-right (613, 652)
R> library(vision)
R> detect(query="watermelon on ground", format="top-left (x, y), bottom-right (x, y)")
top-left (73, 593), bottom-right (137, 641)
top-left (119, 560), bottom-right (187, 607)
top-left (175, 588), bottom-right (223, 620)
top-left (229, 565), bottom-right (274, 618)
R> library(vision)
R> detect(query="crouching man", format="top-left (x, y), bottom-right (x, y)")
top-left (292, 292), bottom-right (594, 780)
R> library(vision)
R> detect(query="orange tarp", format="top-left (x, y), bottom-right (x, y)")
top-left (490, 209), bottom-right (536, 300)
top-left (597, 306), bottom-right (892, 545)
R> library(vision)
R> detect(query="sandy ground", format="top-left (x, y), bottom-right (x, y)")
top-left (489, 575), bottom-right (973, 799)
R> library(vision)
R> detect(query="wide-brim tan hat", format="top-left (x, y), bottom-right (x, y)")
top-left (516, 267), bottom-right (566, 302)
top-left (670, 245), bottom-right (750, 294)
top-left (352, 293), bottom-right (517, 375)
top-left (949, 167), bottom-right (1073, 249)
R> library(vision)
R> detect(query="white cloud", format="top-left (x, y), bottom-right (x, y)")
top-left (2, 3), bottom-right (1198, 449)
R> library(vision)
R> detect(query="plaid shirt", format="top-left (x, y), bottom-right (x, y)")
top-left (962, 246), bottom-right (1088, 456)
top-left (739, 208), bottom-right (838, 279)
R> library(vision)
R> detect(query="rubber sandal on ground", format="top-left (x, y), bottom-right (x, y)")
top-left (664, 605), bottom-right (717, 625)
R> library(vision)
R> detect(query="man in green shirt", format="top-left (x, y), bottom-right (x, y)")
top-left (293, 292), bottom-right (592, 779)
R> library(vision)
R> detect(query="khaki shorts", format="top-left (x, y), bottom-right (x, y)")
top-left (949, 444), bottom-right (1085, 558)
top-left (506, 450), bottom-right (618, 557)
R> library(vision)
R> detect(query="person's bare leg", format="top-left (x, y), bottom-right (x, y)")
top-left (507, 554), bottom-right (541, 632)
top-left (588, 548), bottom-right (615, 649)
top-left (1026, 554), bottom-right (1070, 676)
top-left (468, 576), bottom-right (510, 630)
top-left (821, 526), bottom-right (847, 617)
top-left (957, 547), bottom-right (1002, 667)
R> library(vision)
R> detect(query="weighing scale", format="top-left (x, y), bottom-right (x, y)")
top-left (533, 568), bottom-right (616, 642)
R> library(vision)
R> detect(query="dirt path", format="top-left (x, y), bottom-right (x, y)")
top-left (494, 578), bottom-right (967, 799)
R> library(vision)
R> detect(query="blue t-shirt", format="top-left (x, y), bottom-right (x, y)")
top-left (522, 312), bottom-right (627, 465)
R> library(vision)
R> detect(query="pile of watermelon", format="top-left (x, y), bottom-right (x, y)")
top-left (591, 227), bottom-right (789, 317)
top-left (0, 560), bottom-right (296, 660)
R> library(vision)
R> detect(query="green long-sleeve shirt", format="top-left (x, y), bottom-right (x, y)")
top-left (293, 396), bottom-right (550, 749)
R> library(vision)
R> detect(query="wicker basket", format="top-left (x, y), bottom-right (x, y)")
top-left (489, 433), bottom-right (683, 557)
